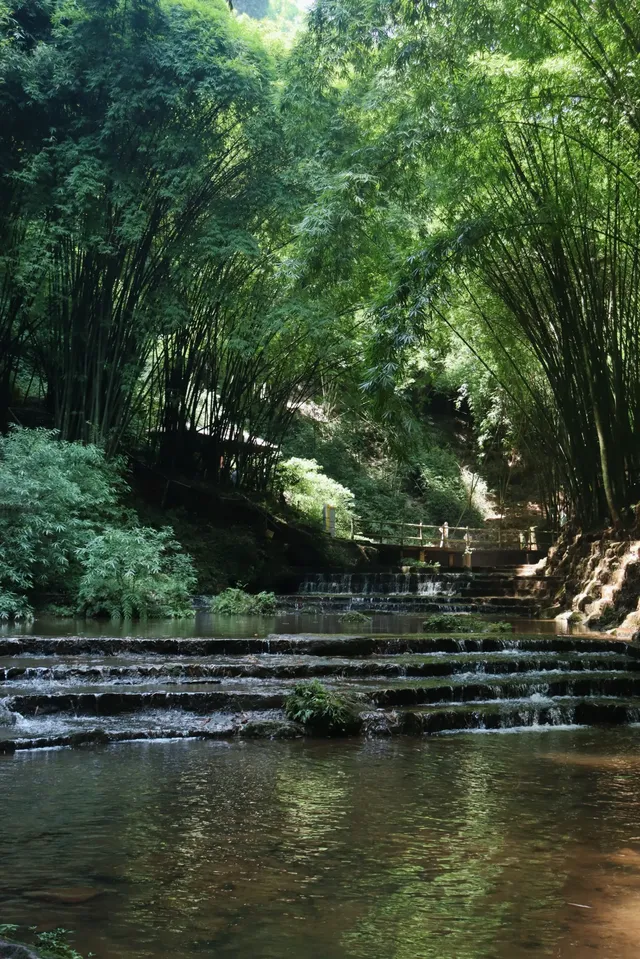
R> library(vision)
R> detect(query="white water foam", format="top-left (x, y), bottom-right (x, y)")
top-left (436, 723), bottom-right (584, 737)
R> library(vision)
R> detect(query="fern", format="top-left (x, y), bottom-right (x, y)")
top-left (284, 680), bottom-right (362, 735)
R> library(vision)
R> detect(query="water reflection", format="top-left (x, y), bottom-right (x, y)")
top-left (2, 730), bottom-right (640, 957)
top-left (0, 611), bottom-right (590, 639)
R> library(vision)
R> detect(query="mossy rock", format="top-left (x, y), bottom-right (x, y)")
top-left (422, 614), bottom-right (513, 634)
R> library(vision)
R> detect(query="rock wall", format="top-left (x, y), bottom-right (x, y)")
top-left (546, 529), bottom-right (640, 635)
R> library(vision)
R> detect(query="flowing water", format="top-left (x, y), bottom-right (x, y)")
top-left (2, 567), bottom-right (637, 957)
top-left (3, 729), bottom-right (640, 958)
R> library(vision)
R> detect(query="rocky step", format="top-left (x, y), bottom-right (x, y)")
top-left (295, 591), bottom-right (545, 602)
top-left (299, 580), bottom-right (557, 597)
top-left (283, 594), bottom-right (541, 614)
top-left (0, 635), bottom-right (629, 658)
top-left (354, 671), bottom-right (640, 706)
top-left (5, 669), bottom-right (640, 718)
top-left (365, 697), bottom-right (640, 735)
top-left (0, 708), bottom-right (298, 753)
top-left (3, 694), bottom-right (640, 752)
top-left (1, 650), bottom-right (636, 684)
top-left (2, 685), bottom-right (287, 716)
top-left (300, 571), bottom-right (559, 584)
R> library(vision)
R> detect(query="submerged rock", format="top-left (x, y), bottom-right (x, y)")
top-left (22, 886), bottom-right (102, 904)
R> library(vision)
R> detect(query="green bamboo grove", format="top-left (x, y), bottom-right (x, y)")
top-left (2, 0), bottom-right (640, 527)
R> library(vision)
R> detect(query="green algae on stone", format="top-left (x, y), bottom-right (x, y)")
top-left (422, 614), bottom-right (513, 634)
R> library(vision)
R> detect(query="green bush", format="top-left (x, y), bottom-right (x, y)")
top-left (422, 614), bottom-right (513, 634)
top-left (0, 428), bottom-right (121, 613)
top-left (278, 457), bottom-right (355, 536)
top-left (0, 926), bottom-right (86, 959)
top-left (0, 591), bottom-right (34, 622)
top-left (210, 587), bottom-right (277, 615)
top-left (0, 429), bottom-right (196, 619)
top-left (76, 527), bottom-right (196, 620)
top-left (284, 679), bottom-right (362, 735)
top-left (34, 929), bottom-right (86, 959)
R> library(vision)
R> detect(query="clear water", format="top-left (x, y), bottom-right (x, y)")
top-left (0, 611), bottom-right (586, 639)
top-left (3, 728), bottom-right (640, 958)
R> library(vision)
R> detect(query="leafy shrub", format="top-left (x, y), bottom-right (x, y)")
top-left (0, 429), bottom-right (196, 619)
top-left (0, 428), bottom-right (121, 613)
top-left (278, 457), bottom-right (355, 537)
top-left (0, 591), bottom-right (34, 622)
top-left (76, 527), bottom-right (196, 619)
top-left (284, 679), bottom-right (362, 735)
top-left (43, 603), bottom-right (77, 618)
top-left (422, 614), bottom-right (513, 634)
top-left (0, 926), bottom-right (86, 959)
top-left (34, 929), bottom-right (86, 959)
top-left (210, 587), bottom-right (277, 615)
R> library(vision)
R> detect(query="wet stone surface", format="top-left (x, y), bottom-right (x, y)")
top-left (0, 617), bottom-right (639, 747)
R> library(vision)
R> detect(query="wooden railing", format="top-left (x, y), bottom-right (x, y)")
top-left (350, 521), bottom-right (553, 551)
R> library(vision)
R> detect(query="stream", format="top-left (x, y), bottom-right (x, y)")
top-left (3, 729), bottom-right (640, 958)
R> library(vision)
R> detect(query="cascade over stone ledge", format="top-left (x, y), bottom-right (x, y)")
top-left (2, 632), bottom-right (640, 748)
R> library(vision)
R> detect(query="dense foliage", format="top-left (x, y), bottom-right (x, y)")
top-left (76, 527), bottom-right (196, 620)
top-left (0, 430), bottom-right (194, 619)
top-left (281, 414), bottom-right (487, 535)
top-left (284, 0), bottom-right (640, 528)
top-left (1, 0), bottom-right (637, 598)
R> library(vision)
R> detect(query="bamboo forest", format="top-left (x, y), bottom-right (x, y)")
top-left (4, 1), bottom-right (640, 957)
